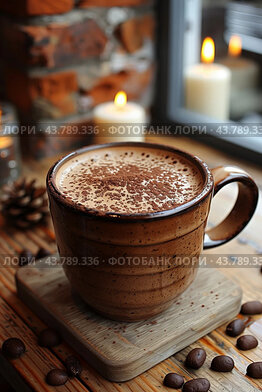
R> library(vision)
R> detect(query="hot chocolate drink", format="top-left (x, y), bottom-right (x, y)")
top-left (55, 145), bottom-right (204, 215)
top-left (47, 142), bottom-right (258, 321)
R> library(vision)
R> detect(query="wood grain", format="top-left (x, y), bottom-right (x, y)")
top-left (16, 260), bottom-right (242, 382)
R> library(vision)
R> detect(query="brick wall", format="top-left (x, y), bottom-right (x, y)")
top-left (0, 1), bottom-right (156, 157)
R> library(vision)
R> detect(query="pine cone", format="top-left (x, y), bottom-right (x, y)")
top-left (0, 178), bottom-right (49, 229)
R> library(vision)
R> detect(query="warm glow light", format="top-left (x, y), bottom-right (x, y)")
top-left (0, 136), bottom-right (12, 149)
top-left (228, 35), bottom-right (242, 57)
top-left (114, 91), bottom-right (127, 109)
top-left (0, 107), bottom-right (12, 149)
top-left (201, 37), bottom-right (215, 64)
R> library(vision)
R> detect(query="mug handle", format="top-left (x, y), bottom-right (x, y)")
top-left (204, 166), bottom-right (258, 249)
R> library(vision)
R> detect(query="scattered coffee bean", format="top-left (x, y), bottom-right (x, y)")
top-left (2, 338), bottom-right (26, 359)
top-left (38, 328), bottom-right (61, 348)
top-left (164, 373), bottom-right (184, 389)
top-left (182, 378), bottom-right (210, 392)
top-left (36, 247), bottom-right (51, 260)
top-left (246, 362), bottom-right (262, 379)
top-left (210, 355), bottom-right (234, 372)
top-left (237, 335), bottom-right (258, 351)
top-left (240, 301), bottom-right (262, 315)
top-left (65, 355), bottom-right (82, 377)
top-left (226, 319), bottom-right (245, 337)
top-left (185, 348), bottom-right (206, 369)
top-left (46, 369), bottom-right (68, 386)
top-left (19, 250), bottom-right (34, 267)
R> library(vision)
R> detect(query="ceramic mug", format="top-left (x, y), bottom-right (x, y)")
top-left (47, 142), bottom-right (258, 321)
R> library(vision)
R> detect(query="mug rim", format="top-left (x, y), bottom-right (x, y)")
top-left (47, 142), bottom-right (214, 221)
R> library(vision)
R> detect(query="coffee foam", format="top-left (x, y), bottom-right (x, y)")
top-left (55, 146), bottom-right (204, 214)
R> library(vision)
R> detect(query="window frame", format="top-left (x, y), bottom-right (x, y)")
top-left (154, 0), bottom-right (262, 165)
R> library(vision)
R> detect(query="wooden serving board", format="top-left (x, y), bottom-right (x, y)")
top-left (16, 259), bottom-right (242, 382)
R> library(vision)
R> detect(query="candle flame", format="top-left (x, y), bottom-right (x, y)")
top-left (114, 91), bottom-right (127, 109)
top-left (228, 35), bottom-right (242, 57)
top-left (201, 37), bottom-right (215, 64)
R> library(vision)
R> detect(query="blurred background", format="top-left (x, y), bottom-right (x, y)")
top-left (0, 0), bottom-right (261, 181)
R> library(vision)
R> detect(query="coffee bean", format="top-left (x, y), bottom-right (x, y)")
top-left (185, 348), bottom-right (206, 369)
top-left (164, 373), bottom-right (184, 389)
top-left (246, 362), bottom-right (262, 379)
top-left (19, 250), bottom-right (34, 267)
top-left (237, 335), bottom-right (258, 351)
top-left (226, 319), bottom-right (245, 337)
top-left (36, 247), bottom-right (51, 260)
top-left (182, 378), bottom-right (210, 392)
top-left (240, 301), bottom-right (262, 315)
top-left (38, 328), bottom-right (61, 348)
top-left (65, 355), bottom-right (82, 377)
top-left (210, 355), bottom-right (234, 372)
top-left (2, 338), bottom-right (26, 359)
top-left (46, 369), bottom-right (68, 386)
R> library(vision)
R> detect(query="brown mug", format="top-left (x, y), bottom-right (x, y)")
top-left (47, 142), bottom-right (258, 321)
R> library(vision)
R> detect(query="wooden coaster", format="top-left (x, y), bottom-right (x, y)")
top-left (16, 259), bottom-right (242, 382)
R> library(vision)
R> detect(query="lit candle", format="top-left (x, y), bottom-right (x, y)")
top-left (220, 35), bottom-right (259, 91)
top-left (93, 91), bottom-right (146, 144)
top-left (185, 38), bottom-right (231, 120)
top-left (218, 35), bottom-right (260, 118)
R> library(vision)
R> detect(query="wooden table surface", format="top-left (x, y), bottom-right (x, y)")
top-left (0, 136), bottom-right (261, 392)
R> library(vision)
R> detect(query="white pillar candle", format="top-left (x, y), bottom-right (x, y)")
top-left (93, 92), bottom-right (146, 144)
top-left (220, 36), bottom-right (259, 91)
top-left (218, 35), bottom-right (260, 119)
top-left (185, 38), bottom-right (231, 121)
top-left (220, 57), bottom-right (259, 91)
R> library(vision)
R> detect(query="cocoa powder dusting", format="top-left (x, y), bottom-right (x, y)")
top-left (57, 147), bottom-right (204, 214)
